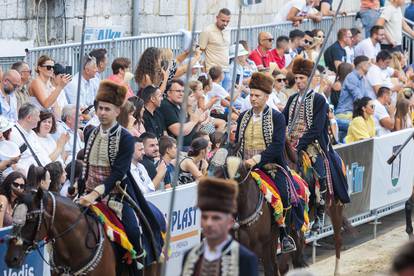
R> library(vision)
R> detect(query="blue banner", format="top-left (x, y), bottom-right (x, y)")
top-left (0, 227), bottom-right (47, 276)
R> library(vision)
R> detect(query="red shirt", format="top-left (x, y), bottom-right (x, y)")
top-left (269, 49), bottom-right (286, 69)
top-left (249, 47), bottom-right (272, 68)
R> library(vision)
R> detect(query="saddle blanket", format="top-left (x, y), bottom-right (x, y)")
top-left (251, 169), bottom-right (310, 232)
top-left (91, 202), bottom-right (137, 263)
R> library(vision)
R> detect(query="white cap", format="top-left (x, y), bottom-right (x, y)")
top-left (0, 116), bottom-right (13, 133)
top-left (0, 141), bottom-right (20, 160)
top-left (229, 44), bottom-right (249, 59)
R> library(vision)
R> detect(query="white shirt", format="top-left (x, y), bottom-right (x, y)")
top-left (0, 91), bottom-right (18, 123)
top-left (345, 46), bottom-right (355, 64)
top-left (380, 3), bottom-right (403, 45)
top-left (267, 92), bottom-right (282, 111)
top-left (373, 99), bottom-right (391, 137)
top-left (203, 235), bottom-right (232, 262)
top-left (64, 72), bottom-right (97, 108)
top-left (366, 64), bottom-right (394, 99)
top-left (130, 162), bottom-right (155, 194)
top-left (207, 83), bottom-right (229, 114)
top-left (37, 134), bottom-right (64, 165)
top-left (275, 0), bottom-right (311, 23)
top-left (61, 122), bottom-right (84, 165)
top-left (9, 123), bottom-right (52, 172)
top-left (354, 38), bottom-right (381, 61)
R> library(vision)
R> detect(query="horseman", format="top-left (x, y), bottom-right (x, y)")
top-left (235, 72), bottom-right (297, 254)
top-left (283, 58), bottom-right (350, 232)
top-left (78, 80), bottom-right (164, 271)
top-left (182, 177), bottom-right (259, 276)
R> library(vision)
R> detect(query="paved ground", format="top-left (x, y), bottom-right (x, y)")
top-left (295, 210), bottom-right (409, 276)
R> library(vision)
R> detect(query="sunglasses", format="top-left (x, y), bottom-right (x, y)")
top-left (12, 182), bottom-right (25, 190)
top-left (276, 78), bottom-right (287, 83)
top-left (304, 39), bottom-right (313, 45)
top-left (262, 38), bottom-right (274, 42)
top-left (40, 65), bottom-right (54, 71)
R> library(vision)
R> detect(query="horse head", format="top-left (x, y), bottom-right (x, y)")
top-left (5, 188), bottom-right (51, 268)
top-left (208, 141), bottom-right (250, 186)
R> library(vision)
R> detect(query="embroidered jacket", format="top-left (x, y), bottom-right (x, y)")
top-left (181, 238), bottom-right (258, 276)
top-left (235, 105), bottom-right (288, 168)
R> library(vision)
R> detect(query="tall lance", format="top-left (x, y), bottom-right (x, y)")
top-left (161, 0), bottom-right (200, 275)
top-left (287, 0), bottom-right (344, 136)
top-left (68, 0), bottom-right (88, 195)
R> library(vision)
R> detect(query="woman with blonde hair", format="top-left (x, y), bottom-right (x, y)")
top-left (29, 55), bottom-right (71, 118)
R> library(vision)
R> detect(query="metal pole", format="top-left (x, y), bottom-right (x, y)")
top-left (288, 0), bottom-right (344, 136)
top-left (132, 0), bottom-right (140, 36)
top-left (68, 0), bottom-right (88, 192)
top-left (161, 1), bottom-right (199, 275)
top-left (226, 3), bottom-right (243, 144)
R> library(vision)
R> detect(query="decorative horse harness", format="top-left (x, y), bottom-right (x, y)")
top-left (10, 191), bottom-right (105, 276)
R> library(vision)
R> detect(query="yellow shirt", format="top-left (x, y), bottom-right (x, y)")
top-left (345, 116), bottom-right (375, 144)
top-left (199, 24), bottom-right (230, 71)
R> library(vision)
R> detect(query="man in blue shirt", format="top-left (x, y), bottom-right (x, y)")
top-left (335, 55), bottom-right (371, 141)
top-left (405, 0), bottom-right (414, 27)
top-left (0, 70), bottom-right (21, 123)
top-left (324, 28), bottom-right (352, 73)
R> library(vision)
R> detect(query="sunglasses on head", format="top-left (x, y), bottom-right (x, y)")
top-left (40, 65), bottom-right (54, 71)
top-left (12, 182), bottom-right (25, 190)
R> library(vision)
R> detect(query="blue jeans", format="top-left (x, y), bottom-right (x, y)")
top-left (359, 9), bottom-right (381, 38)
top-left (336, 118), bottom-right (350, 143)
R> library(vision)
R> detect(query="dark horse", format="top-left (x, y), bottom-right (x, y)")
top-left (211, 142), bottom-right (349, 275)
top-left (210, 145), bottom-right (306, 276)
top-left (5, 188), bottom-right (161, 276)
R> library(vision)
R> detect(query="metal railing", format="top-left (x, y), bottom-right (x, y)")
top-left (1, 14), bottom-right (357, 77)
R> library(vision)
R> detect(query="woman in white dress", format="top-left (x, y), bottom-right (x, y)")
top-left (34, 110), bottom-right (69, 165)
top-left (29, 55), bottom-right (71, 119)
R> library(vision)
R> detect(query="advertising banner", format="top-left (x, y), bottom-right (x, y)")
top-left (335, 138), bottom-right (374, 217)
top-left (145, 183), bottom-right (200, 276)
top-left (370, 129), bottom-right (414, 210)
top-left (0, 227), bottom-right (50, 276)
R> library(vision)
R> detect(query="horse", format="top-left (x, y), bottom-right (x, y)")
top-left (5, 188), bottom-right (161, 276)
top-left (210, 146), bottom-right (279, 276)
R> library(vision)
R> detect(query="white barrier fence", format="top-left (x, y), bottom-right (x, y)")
top-left (0, 130), bottom-right (413, 275)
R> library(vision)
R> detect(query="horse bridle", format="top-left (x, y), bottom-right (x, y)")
top-left (10, 191), bottom-right (105, 276)
top-left (10, 191), bottom-right (57, 254)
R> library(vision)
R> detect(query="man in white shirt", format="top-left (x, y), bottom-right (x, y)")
top-left (130, 137), bottom-right (156, 194)
top-left (345, 28), bottom-right (362, 64)
top-left (89, 48), bottom-right (108, 94)
top-left (9, 103), bottom-right (51, 172)
top-left (354, 25), bottom-right (385, 62)
top-left (60, 104), bottom-right (84, 165)
top-left (366, 50), bottom-right (402, 99)
top-left (275, 0), bottom-right (320, 26)
top-left (64, 55), bottom-right (99, 108)
top-left (377, 0), bottom-right (414, 52)
top-left (0, 70), bottom-right (21, 123)
top-left (373, 87), bottom-right (395, 136)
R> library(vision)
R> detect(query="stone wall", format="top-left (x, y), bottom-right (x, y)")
top-left (0, 0), bottom-right (363, 48)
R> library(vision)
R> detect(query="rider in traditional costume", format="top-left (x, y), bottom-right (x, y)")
top-left (181, 177), bottom-right (258, 276)
top-left (78, 80), bottom-right (164, 272)
top-left (283, 58), bottom-right (350, 232)
top-left (235, 72), bottom-right (298, 253)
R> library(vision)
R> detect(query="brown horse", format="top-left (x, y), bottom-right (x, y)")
top-left (5, 188), bottom-right (160, 276)
top-left (210, 147), bottom-right (279, 276)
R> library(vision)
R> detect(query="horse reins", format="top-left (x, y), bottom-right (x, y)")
top-left (11, 191), bottom-right (105, 275)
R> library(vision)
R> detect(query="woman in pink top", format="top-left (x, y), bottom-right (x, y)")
top-left (107, 57), bottom-right (135, 98)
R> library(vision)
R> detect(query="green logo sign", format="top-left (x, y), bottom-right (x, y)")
top-left (391, 145), bottom-right (401, 187)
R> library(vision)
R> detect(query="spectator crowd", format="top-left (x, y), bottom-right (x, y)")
top-left (0, 0), bottom-right (414, 233)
